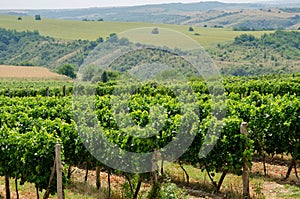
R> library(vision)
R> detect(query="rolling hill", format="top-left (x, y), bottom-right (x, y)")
top-left (1, 1), bottom-right (300, 29)
top-left (0, 13), bottom-right (299, 76)
top-left (0, 14), bottom-right (272, 48)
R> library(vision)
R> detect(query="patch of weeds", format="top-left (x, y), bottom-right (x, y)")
top-left (253, 181), bottom-right (265, 199)
top-left (160, 182), bottom-right (188, 199)
top-left (278, 184), bottom-right (300, 198)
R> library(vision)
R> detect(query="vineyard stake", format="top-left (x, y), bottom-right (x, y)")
top-left (56, 144), bottom-right (63, 199)
top-left (240, 122), bottom-right (250, 199)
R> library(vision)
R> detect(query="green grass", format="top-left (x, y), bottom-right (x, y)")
top-left (0, 177), bottom-right (119, 199)
top-left (0, 14), bottom-right (274, 48)
top-left (1, 163), bottom-right (299, 199)
top-left (163, 162), bottom-right (300, 199)
top-left (277, 184), bottom-right (300, 198)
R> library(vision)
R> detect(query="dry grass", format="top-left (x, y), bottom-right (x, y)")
top-left (1, 159), bottom-right (299, 199)
top-left (163, 160), bottom-right (300, 199)
top-left (0, 65), bottom-right (68, 80)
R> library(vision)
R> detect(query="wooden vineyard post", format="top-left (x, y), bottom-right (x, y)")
top-left (147, 150), bottom-right (160, 199)
top-left (56, 144), bottom-right (64, 199)
top-left (240, 122), bottom-right (250, 199)
top-left (45, 87), bottom-right (49, 97)
top-left (62, 85), bottom-right (66, 97)
top-left (96, 166), bottom-right (101, 190)
top-left (151, 150), bottom-right (160, 183)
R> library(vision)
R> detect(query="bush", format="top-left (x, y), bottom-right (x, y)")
top-left (57, 64), bottom-right (77, 79)
top-left (160, 183), bottom-right (187, 199)
top-left (35, 15), bottom-right (41, 20)
top-left (152, 28), bottom-right (159, 34)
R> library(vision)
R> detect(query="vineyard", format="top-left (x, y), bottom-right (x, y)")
top-left (0, 73), bottom-right (299, 199)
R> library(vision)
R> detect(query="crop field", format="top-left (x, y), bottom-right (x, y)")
top-left (0, 73), bottom-right (299, 199)
top-left (0, 14), bottom-right (273, 48)
top-left (0, 65), bottom-right (68, 80)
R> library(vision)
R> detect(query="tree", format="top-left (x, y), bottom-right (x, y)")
top-left (17, 17), bottom-right (22, 21)
top-left (106, 33), bottom-right (118, 43)
top-left (118, 38), bottom-right (130, 46)
top-left (57, 64), bottom-right (77, 79)
top-left (35, 15), bottom-right (41, 20)
top-left (101, 71), bottom-right (108, 83)
top-left (96, 37), bottom-right (104, 43)
top-left (152, 28), bottom-right (159, 34)
top-left (188, 27), bottom-right (194, 32)
top-left (100, 70), bottom-right (120, 83)
top-left (234, 34), bottom-right (257, 46)
top-left (82, 65), bottom-right (103, 82)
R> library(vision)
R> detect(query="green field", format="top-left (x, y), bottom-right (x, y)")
top-left (0, 14), bottom-right (273, 48)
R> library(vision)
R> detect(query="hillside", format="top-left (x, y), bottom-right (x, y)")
top-left (183, 8), bottom-right (300, 30)
top-left (0, 25), bottom-right (299, 77)
top-left (0, 28), bottom-right (98, 69)
top-left (211, 30), bottom-right (300, 75)
top-left (2, 1), bottom-right (300, 29)
top-left (0, 14), bottom-right (272, 48)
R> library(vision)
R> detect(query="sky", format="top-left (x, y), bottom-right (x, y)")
top-left (0, 0), bottom-right (271, 9)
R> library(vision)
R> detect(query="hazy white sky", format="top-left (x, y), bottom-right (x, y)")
top-left (0, 0), bottom-right (269, 9)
